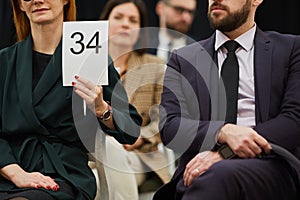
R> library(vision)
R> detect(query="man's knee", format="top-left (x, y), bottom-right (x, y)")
top-left (206, 160), bottom-right (240, 182)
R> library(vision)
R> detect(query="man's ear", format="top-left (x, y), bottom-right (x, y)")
top-left (156, 1), bottom-right (163, 16)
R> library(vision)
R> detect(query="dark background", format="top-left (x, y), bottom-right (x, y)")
top-left (75, 0), bottom-right (300, 39)
top-left (1, 0), bottom-right (300, 49)
top-left (0, 0), bottom-right (16, 49)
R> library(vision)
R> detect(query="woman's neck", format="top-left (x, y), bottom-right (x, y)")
top-left (31, 20), bottom-right (63, 55)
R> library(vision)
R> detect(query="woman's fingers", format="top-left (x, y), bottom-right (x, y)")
top-left (14, 172), bottom-right (60, 191)
top-left (28, 173), bottom-right (59, 191)
top-left (73, 76), bottom-right (102, 103)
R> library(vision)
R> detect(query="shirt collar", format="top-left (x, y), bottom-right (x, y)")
top-left (215, 24), bottom-right (256, 52)
top-left (159, 29), bottom-right (187, 46)
top-left (159, 29), bottom-right (171, 46)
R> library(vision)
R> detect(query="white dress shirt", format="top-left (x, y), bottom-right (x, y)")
top-left (157, 29), bottom-right (187, 62)
top-left (215, 25), bottom-right (257, 127)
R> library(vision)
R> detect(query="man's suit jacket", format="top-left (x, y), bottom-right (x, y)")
top-left (154, 27), bottom-right (300, 199)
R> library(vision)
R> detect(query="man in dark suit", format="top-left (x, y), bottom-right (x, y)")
top-left (148, 0), bottom-right (197, 62)
top-left (154, 0), bottom-right (300, 199)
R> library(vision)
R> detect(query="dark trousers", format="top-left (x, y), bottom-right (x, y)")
top-left (176, 157), bottom-right (299, 200)
top-left (0, 181), bottom-right (78, 200)
top-left (0, 190), bottom-right (55, 200)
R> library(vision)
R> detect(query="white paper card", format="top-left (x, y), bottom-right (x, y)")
top-left (62, 21), bottom-right (109, 86)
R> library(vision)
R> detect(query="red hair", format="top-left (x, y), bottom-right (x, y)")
top-left (11, 0), bottom-right (76, 41)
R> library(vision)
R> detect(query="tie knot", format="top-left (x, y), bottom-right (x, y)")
top-left (223, 40), bottom-right (239, 53)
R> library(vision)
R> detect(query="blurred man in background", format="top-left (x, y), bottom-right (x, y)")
top-left (149, 0), bottom-right (197, 61)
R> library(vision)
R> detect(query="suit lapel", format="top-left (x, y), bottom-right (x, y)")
top-left (199, 35), bottom-right (220, 120)
top-left (254, 28), bottom-right (272, 122)
top-left (16, 37), bottom-right (49, 134)
top-left (32, 41), bottom-right (62, 105)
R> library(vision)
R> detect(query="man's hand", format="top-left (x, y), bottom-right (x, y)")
top-left (218, 124), bottom-right (272, 158)
top-left (183, 151), bottom-right (222, 186)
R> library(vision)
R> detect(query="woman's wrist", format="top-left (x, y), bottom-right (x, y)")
top-left (97, 101), bottom-right (113, 121)
top-left (96, 101), bottom-right (115, 130)
top-left (96, 101), bottom-right (109, 118)
top-left (1, 164), bottom-right (24, 181)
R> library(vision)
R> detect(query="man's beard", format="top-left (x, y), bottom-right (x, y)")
top-left (208, 0), bottom-right (251, 32)
top-left (166, 22), bottom-right (190, 38)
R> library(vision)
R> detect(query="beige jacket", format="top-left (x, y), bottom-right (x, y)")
top-left (121, 52), bottom-right (171, 184)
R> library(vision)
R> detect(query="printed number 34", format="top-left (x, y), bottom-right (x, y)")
top-left (70, 31), bottom-right (102, 55)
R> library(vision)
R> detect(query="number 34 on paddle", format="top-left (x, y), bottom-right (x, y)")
top-left (62, 21), bottom-right (109, 86)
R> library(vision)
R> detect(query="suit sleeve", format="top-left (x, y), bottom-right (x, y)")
top-left (0, 49), bottom-right (18, 168)
top-left (159, 49), bottom-right (224, 155)
top-left (0, 139), bottom-right (18, 168)
top-left (254, 36), bottom-right (300, 151)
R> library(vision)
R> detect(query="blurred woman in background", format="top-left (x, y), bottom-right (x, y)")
top-left (100, 0), bottom-right (171, 199)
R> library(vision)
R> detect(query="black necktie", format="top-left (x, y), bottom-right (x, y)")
top-left (220, 40), bottom-right (240, 124)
